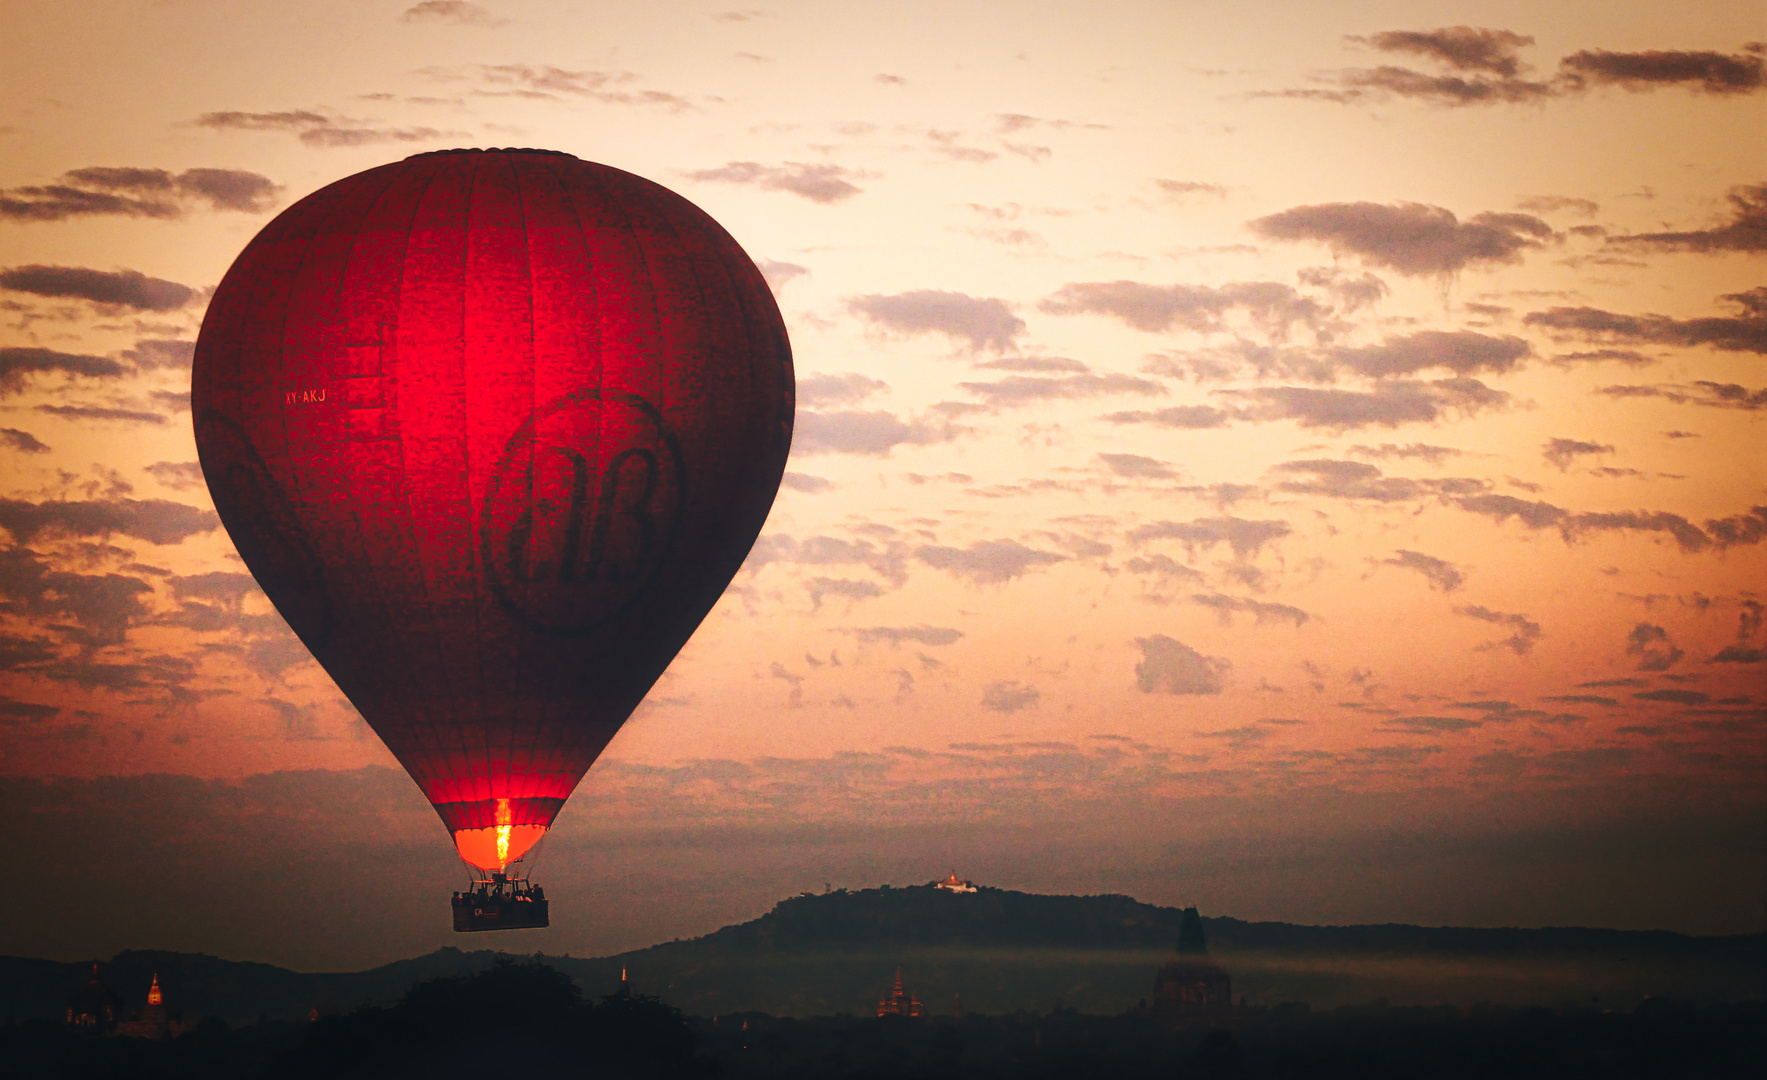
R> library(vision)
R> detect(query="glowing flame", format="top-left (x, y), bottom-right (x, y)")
top-left (147, 974), bottom-right (161, 1006)
top-left (452, 798), bottom-right (546, 871)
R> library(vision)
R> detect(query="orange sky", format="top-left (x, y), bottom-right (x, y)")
top-left (0, 1), bottom-right (1761, 965)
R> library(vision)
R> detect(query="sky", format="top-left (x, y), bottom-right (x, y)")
top-left (1, 0), bottom-right (1762, 972)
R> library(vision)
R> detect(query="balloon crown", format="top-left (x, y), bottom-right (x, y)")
top-left (407, 147), bottom-right (578, 159)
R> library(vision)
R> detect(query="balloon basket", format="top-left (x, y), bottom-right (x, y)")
top-left (452, 874), bottom-right (550, 932)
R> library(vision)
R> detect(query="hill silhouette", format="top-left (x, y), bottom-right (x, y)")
top-left (4, 883), bottom-right (1760, 1022)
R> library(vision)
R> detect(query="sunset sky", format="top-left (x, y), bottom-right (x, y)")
top-left (2, 0), bottom-right (1762, 972)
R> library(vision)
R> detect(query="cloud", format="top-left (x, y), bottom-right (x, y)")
top-left (1156, 180), bottom-right (1226, 198)
top-left (0, 166), bottom-right (279, 221)
top-left (1558, 48), bottom-right (1765, 95)
top-left (1377, 549), bottom-right (1463, 591)
top-left (1453, 493), bottom-right (1767, 553)
top-left (685, 161), bottom-right (861, 203)
top-left (402, 1), bottom-right (507, 26)
top-left (1346, 443), bottom-right (1466, 464)
top-left (1266, 33), bottom-right (1763, 107)
top-left (1133, 635), bottom-right (1229, 694)
top-left (792, 409), bottom-right (963, 455)
top-left (0, 633), bottom-right (59, 670)
top-left (1333, 330), bottom-right (1531, 377)
top-left (1038, 280), bottom-right (1328, 338)
top-left (960, 372), bottom-right (1165, 407)
top-left (1269, 459), bottom-right (1485, 502)
top-left (122, 338), bottom-right (196, 371)
top-left (1130, 516), bottom-right (1291, 559)
top-left (848, 290), bottom-right (1025, 352)
top-left (1543, 437), bottom-right (1614, 471)
top-left (1605, 183), bottom-right (1766, 254)
top-left (0, 347), bottom-right (127, 395)
top-left (1456, 604), bottom-right (1542, 655)
top-left (0, 497), bottom-right (217, 545)
top-left (0, 546), bottom-right (154, 647)
top-left (1524, 287), bottom-right (1766, 354)
top-left (1634, 688), bottom-right (1710, 705)
top-left (0, 429), bottom-right (49, 453)
top-left (193, 109), bottom-right (460, 148)
top-left (745, 533), bottom-right (908, 585)
top-left (1597, 381), bottom-right (1767, 410)
top-left (797, 373), bottom-right (888, 408)
top-left (1123, 553), bottom-right (1205, 586)
top-left (847, 625), bottom-right (964, 647)
top-left (1218, 377), bottom-right (1510, 430)
top-left (806, 577), bottom-right (884, 609)
top-left (916, 539), bottom-right (1065, 585)
top-left (0, 265), bottom-right (197, 311)
top-left (1098, 453), bottom-right (1177, 479)
top-left (1102, 405), bottom-right (1231, 429)
top-left (1383, 714), bottom-right (1484, 734)
top-left (1188, 593), bottom-right (1311, 627)
top-left (1351, 27), bottom-right (1534, 77)
top-left (1250, 202), bottom-right (1552, 275)
top-left (756, 260), bottom-right (808, 293)
top-left (35, 404), bottom-right (168, 425)
top-left (779, 472), bottom-right (833, 494)
top-left (1626, 622), bottom-right (1683, 672)
top-left (981, 681), bottom-right (1040, 713)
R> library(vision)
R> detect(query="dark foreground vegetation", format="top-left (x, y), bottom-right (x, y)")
top-left (1, 961), bottom-right (1760, 1080)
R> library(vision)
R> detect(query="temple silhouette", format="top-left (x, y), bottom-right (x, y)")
top-left (1146, 907), bottom-right (1232, 1022)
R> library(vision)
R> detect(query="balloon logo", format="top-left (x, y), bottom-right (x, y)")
top-left (192, 149), bottom-right (793, 928)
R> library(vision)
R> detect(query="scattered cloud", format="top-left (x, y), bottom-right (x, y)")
top-left (402, 1), bottom-right (507, 26)
top-left (1453, 493), bottom-right (1767, 553)
top-left (1098, 453), bottom-right (1177, 480)
top-left (1347, 442), bottom-right (1466, 464)
top-left (1039, 280), bottom-right (1328, 338)
top-left (960, 371), bottom-right (1165, 407)
top-left (792, 409), bottom-right (964, 455)
top-left (0, 429), bottom-right (49, 453)
top-left (981, 681), bottom-right (1040, 713)
top-left (916, 539), bottom-right (1065, 585)
top-left (1634, 688), bottom-right (1710, 705)
top-left (756, 259), bottom-right (808, 293)
top-left (779, 472), bottom-right (834, 494)
top-left (1102, 405), bottom-right (1230, 430)
top-left (1251, 202), bottom-right (1552, 275)
top-left (1625, 622), bottom-right (1683, 671)
top-left (1378, 549), bottom-right (1464, 591)
top-left (1269, 459), bottom-right (1485, 503)
top-left (1558, 47), bottom-right (1765, 96)
top-left (0, 497), bottom-right (217, 546)
top-left (1134, 635), bottom-right (1230, 695)
top-left (1333, 330), bottom-right (1531, 377)
top-left (1188, 593), bottom-right (1311, 627)
top-left (686, 161), bottom-right (861, 203)
top-left (1130, 516), bottom-right (1291, 559)
top-left (194, 109), bottom-right (462, 148)
top-left (0, 347), bottom-right (127, 395)
top-left (1605, 182), bottom-right (1766, 254)
top-left (847, 625), bottom-right (964, 647)
top-left (1350, 27), bottom-right (1535, 77)
top-left (797, 372), bottom-right (888, 408)
top-left (1, 166), bottom-right (279, 221)
top-left (848, 290), bottom-right (1024, 352)
top-left (1218, 377), bottom-right (1510, 431)
top-left (1456, 604), bottom-right (1542, 655)
top-left (1597, 381), bottom-right (1767, 411)
top-left (1524, 287), bottom-right (1767, 354)
top-left (1542, 437), bottom-right (1614, 471)
top-left (0, 265), bottom-right (197, 311)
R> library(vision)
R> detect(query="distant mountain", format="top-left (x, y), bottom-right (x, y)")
top-left (4, 883), bottom-right (1760, 1023)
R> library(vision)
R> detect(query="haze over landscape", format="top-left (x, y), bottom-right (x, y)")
top-left (1, 1), bottom-right (1761, 973)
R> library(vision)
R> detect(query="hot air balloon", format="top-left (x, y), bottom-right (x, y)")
top-left (192, 148), bottom-right (793, 931)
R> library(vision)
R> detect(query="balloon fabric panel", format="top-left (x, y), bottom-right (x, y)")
top-left (193, 150), bottom-right (792, 870)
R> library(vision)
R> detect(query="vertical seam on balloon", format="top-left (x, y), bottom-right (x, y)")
top-left (330, 164), bottom-right (422, 764)
top-left (462, 150), bottom-right (489, 807)
top-left (533, 151), bottom-right (587, 807)
top-left (373, 156), bottom-right (445, 785)
top-left (508, 152), bottom-right (538, 805)
top-left (392, 157), bottom-right (458, 805)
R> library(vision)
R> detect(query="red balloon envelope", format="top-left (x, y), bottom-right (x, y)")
top-left (193, 148), bottom-right (792, 882)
